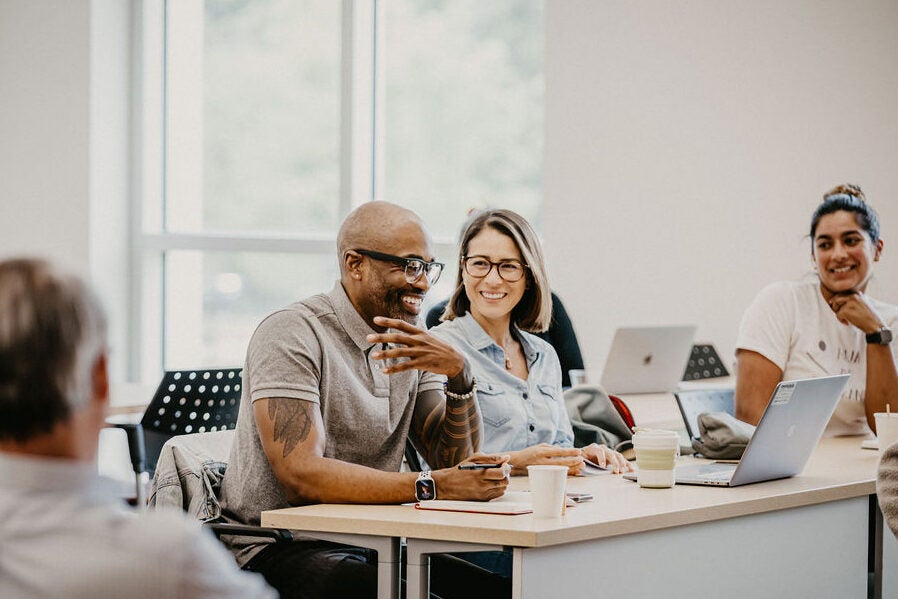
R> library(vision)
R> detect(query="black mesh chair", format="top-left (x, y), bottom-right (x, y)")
top-left (681, 343), bottom-right (730, 381)
top-left (112, 367), bottom-right (243, 507)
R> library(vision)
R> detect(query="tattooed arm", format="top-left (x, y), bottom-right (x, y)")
top-left (407, 383), bottom-right (480, 469)
top-left (254, 397), bottom-right (503, 505)
top-left (366, 316), bottom-right (482, 468)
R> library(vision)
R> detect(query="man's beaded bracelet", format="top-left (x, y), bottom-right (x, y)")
top-left (444, 377), bottom-right (477, 401)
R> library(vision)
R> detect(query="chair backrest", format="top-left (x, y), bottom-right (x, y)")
top-left (404, 440), bottom-right (423, 472)
top-left (564, 384), bottom-right (634, 457)
top-left (140, 367), bottom-right (242, 473)
top-left (681, 343), bottom-right (729, 381)
top-left (149, 430), bottom-right (235, 520)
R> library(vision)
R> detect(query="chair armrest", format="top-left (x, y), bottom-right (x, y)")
top-left (205, 521), bottom-right (294, 543)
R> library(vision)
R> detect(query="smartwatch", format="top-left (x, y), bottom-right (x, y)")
top-left (415, 471), bottom-right (436, 501)
top-left (866, 327), bottom-right (893, 345)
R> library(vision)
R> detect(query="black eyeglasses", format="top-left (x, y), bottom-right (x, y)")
top-left (462, 256), bottom-right (529, 282)
top-left (354, 249), bottom-right (444, 285)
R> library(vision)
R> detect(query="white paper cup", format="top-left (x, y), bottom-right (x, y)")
top-left (875, 413), bottom-right (898, 453)
top-left (567, 368), bottom-right (598, 387)
top-left (527, 465), bottom-right (568, 518)
top-left (633, 429), bottom-right (680, 488)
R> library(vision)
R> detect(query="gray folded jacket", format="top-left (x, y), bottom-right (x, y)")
top-left (691, 412), bottom-right (757, 460)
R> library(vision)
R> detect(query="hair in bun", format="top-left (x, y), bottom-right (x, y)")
top-left (811, 183), bottom-right (879, 243)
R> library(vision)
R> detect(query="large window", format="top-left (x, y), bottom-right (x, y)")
top-left (134, 0), bottom-right (544, 380)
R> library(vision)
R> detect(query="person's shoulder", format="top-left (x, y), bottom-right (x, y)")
top-left (430, 316), bottom-right (459, 335)
top-left (122, 511), bottom-right (275, 597)
top-left (88, 507), bottom-right (203, 560)
top-left (520, 328), bottom-right (551, 350)
top-left (132, 507), bottom-right (206, 539)
top-left (520, 329), bottom-right (560, 363)
top-left (751, 280), bottom-right (811, 305)
top-left (760, 279), bottom-right (807, 295)
top-left (253, 294), bottom-right (332, 334)
top-left (430, 316), bottom-right (475, 350)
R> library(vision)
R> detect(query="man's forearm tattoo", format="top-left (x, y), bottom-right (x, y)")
top-left (420, 395), bottom-right (481, 467)
top-left (268, 398), bottom-right (313, 458)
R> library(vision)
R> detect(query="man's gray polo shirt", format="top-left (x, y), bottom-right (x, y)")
top-left (220, 282), bottom-right (444, 565)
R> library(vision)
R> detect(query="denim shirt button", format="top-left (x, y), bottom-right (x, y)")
top-left (522, 392), bottom-right (528, 400)
top-left (529, 424), bottom-right (535, 432)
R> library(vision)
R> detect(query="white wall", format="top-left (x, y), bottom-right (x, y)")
top-left (3, 1), bottom-right (898, 382)
top-left (0, 0), bottom-right (132, 379)
top-left (544, 0), bottom-right (898, 372)
top-left (0, 1), bottom-right (91, 270)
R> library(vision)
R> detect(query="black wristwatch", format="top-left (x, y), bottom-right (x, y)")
top-left (866, 327), bottom-right (893, 345)
top-left (415, 471), bottom-right (436, 501)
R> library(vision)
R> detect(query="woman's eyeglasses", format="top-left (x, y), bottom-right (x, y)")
top-left (354, 249), bottom-right (444, 285)
top-left (462, 256), bottom-right (528, 282)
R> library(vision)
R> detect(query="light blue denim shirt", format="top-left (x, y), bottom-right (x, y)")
top-left (431, 312), bottom-right (575, 454)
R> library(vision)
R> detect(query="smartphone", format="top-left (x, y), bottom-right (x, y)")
top-left (566, 492), bottom-right (594, 503)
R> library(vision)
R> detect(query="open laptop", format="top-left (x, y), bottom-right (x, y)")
top-left (630, 374), bottom-right (848, 487)
top-left (599, 325), bottom-right (696, 394)
top-left (675, 388), bottom-right (735, 440)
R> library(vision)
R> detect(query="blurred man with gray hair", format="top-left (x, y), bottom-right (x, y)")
top-left (0, 257), bottom-right (275, 599)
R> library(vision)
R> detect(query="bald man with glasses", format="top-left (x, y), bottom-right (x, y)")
top-left (219, 201), bottom-right (511, 599)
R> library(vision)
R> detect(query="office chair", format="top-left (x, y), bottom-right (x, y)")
top-left (151, 429), bottom-right (408, 590)
top-left (149, 429), bottom-right (293, 543)
top-left (404, 441), bottom-right (424, 472)
top-left (681, 343), bottom-right (730, 381)
top-left (112, 367), bottom-right (243, 507)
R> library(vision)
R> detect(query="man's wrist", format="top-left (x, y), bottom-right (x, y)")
top-left (444, 376), bottom-right (477, 401)
top-left (445, 363), bottom-right (474, 394)
top-left (415, 471), bottom-right (436, 501)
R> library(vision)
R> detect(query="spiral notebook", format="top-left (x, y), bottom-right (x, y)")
top-left (413, 491), bottom-right (581, 515)
top-left (414, 491), bottom-right (533, 515)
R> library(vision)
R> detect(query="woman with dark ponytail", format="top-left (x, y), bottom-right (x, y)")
top-left (734, 184), bottom-right (898, 438)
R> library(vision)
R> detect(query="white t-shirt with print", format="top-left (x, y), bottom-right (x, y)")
top-left (736, 280), bottom-right (898, 436)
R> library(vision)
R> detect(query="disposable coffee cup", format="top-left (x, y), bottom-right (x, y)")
top-left (633, 429), bottom-right (680, 488)
top-left (527, 465), bottom-right (568, 518)
top-left (875, 413), bottom-right (898, 453)
top-left (569, 369), bottom-right (598, 387)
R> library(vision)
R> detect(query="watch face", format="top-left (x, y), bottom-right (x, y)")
top-left (415, 478), bottom-right (436, 501)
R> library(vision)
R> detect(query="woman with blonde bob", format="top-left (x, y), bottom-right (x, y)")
top-left (432, 209), bottom-right (631, 475)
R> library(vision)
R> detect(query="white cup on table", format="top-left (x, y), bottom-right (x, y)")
top-left (568, 369), bottom-right (600, 387)
top-left (633, 429), bottom-right (680, 488)
top-left (527, 465), bottom-right (568, 518)
top-left (875, 412), bottom-right (898, 453)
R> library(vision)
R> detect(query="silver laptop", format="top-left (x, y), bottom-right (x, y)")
top-left (673, 374), bottom-right (849, 487)
top-left (599, 325), bottom-right (696, 394)
top-left (675, 388), bottom-right (735, 440)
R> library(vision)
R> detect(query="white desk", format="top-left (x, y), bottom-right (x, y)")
top-left (263, 436), bottom-right (890, 599)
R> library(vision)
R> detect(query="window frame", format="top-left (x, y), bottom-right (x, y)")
top-left (131, 0), bottom-right (524, 380)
